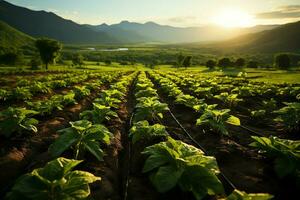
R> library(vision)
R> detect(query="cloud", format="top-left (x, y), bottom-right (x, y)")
top-left (257, 5), bottom-right (300, 19)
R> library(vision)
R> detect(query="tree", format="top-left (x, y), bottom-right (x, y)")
top-left (35, 38), bottom-right (62, 70)
top-left (104, 59), bottom-right (112, 65)
top-left (206, 60), bottom-right (216, 69)
top-left (235, 58), bottom-right (245, 67)
top-left (218, 57), bottom-right (231, 68)
top-left (72, 53), bottom-right (84, 67)
top-left (275, 54), bottom-right (290, 69)
top-left (176, 53), bottom-right (184, 68)
top-left (182, 56), bottom-right (192, 69)
top-left (247, 60), bottom-right (258, 68)
top-left (0, 51), bottom-right (23, 66)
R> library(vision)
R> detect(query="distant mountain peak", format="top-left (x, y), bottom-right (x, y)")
top-left (120, 20), bottom-right (131, 24)
top-left (144, 21), bottom-right (157, 25)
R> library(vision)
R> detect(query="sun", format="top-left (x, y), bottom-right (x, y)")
top-left (213, 9), bottom-right (254, 28)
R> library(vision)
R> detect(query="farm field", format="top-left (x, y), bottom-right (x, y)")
top-left (0, 68), bottom-right (299, 200)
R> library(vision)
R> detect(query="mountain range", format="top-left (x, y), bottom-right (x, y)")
top-left (0, 0), bottom-right (299, 53)
top-left (0, 0), bottom-right (278, 44)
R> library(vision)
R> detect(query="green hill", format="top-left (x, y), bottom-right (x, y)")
top-left (0, 0), bottom-right (118, 44)
top-left (0, 20), bottom-right (34, 53)
top-left (215, 21), bottom-right (300, 53)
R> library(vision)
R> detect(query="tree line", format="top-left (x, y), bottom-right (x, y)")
top-left (0, 38), bottom-right (299, 70)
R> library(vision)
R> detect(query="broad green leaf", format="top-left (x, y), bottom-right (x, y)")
top-left (150, 165), bottom-right (183, 193)
top-left (226, 115), bottom-right (241, 126)
top-left (49, 131), bottom-right (80, 158)
top-left (39, 157), bottom-right (82, 181)
top-left (84, 140), bottom-right (104, 161)
top-left (143, 153), bottom-right (170, 173)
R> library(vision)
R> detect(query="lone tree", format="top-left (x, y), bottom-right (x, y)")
top-left (275, 54), bottom-right (290, 69)
top-left (247, 60), bottom-right (259, 68)
top-left (206, 60), bottom-right (216, 69)
top-left (218, 57), bottom-right (231, 68)
top-left (182, 56), bottom-right (192, 69)
top-left (104, 59), bottom-right (112, 66)
top-left (235, 58), bottom-right (246, 67)
top-left (35, 38), bottom-right (62, 70)
top-left (72, 53), bottom-right (84, 67)
top-left (176, 53), bottom-right (185, 68)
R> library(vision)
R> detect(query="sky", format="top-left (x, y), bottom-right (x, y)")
top-left (5, 0), bottom-right (300, 27)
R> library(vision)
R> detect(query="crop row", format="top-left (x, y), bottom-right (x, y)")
top-left (157, 71), bottom-right (300, 134)
top-left (126, 71), bottom-right (273, 199)
top-left (0, 72), bottom-right (116, 103)
top-left (2, 72), bottom-right (137, 199)
top-left (147, 70), bottom-right (299, 198)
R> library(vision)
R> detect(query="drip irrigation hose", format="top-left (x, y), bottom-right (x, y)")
top-left (167, 108), bottom-right (237, 191)
top-left (240, 124), bottom-right (265, 137)
top-left (123, 112), bottom-right (134, 200)
top-left (123, 74), bottom-right (139, 200)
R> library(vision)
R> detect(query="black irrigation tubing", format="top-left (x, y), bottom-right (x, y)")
top-left (167, 108), bottom-right (237, 192)
top-left (123, 110), bottom-right (135, 200)
top-left (239, 124), bottom-right (265, 137)
top-left (123, 75), bottom-right (139, 200)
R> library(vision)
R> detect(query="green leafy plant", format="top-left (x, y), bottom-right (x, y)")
top-left (0, 107), bottom-right (38, 138)
top-left (50, 80), bottom-right (67, 89)
top-left (49, 120), bottom-right (113, 161)
top-left (251, 110), bottom-right (266, 119)
top-left (27, 100), bottom-right (62, 116)
top-left (135, 83), bottom-right (151, 91)
top-left (102, 89), bottom-right (125, 100)
top-left (142, 137), bottom-right (224, 200)
top-left (61, 92), bottom-right (77, 105)
top-left (16, 79), bottom-right (31, 87)
top-left (193, 103), bottom-right (218, 114)
top-left (95, 95), bottom-right (121, 109)
top-left (196, 109), bottom-right (240, 135)
top-left (0, 88), bottom-right (10, 101)
top-left (175, 94), bottom-right (202, 108)
top-left (262, 98), bottom-right (277, 111)
top-left (29, 82), bottom-right (52, 94)
top-left (194, 87), bottom-right (214, 99)
top-left (129, 120), bottom-right (168, 143)
top-left (214, 92), bottom-right (243, 107)
top-left (250, 136), bottom-right (300, 178)
top-left (135, 87), bottom-right (158, 99)
top-left (80, 103), bottom-right (118, 124)
top-left (274, 102), bottom-right (300, 132)
top-left (134, 97), bottom-right (169, 122)
top-left (232, 86), bottom-right (254, 97)
top-left (12, 87), bottom-right (32, 100)
top-left (73, 86), bottom-right (90, 100)
top-left (84, 82), bottom-right (102, 91)
top-left (224, 189), bottom-right (273, 200)
top-left (6, 157), bottom-right (100, 200)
